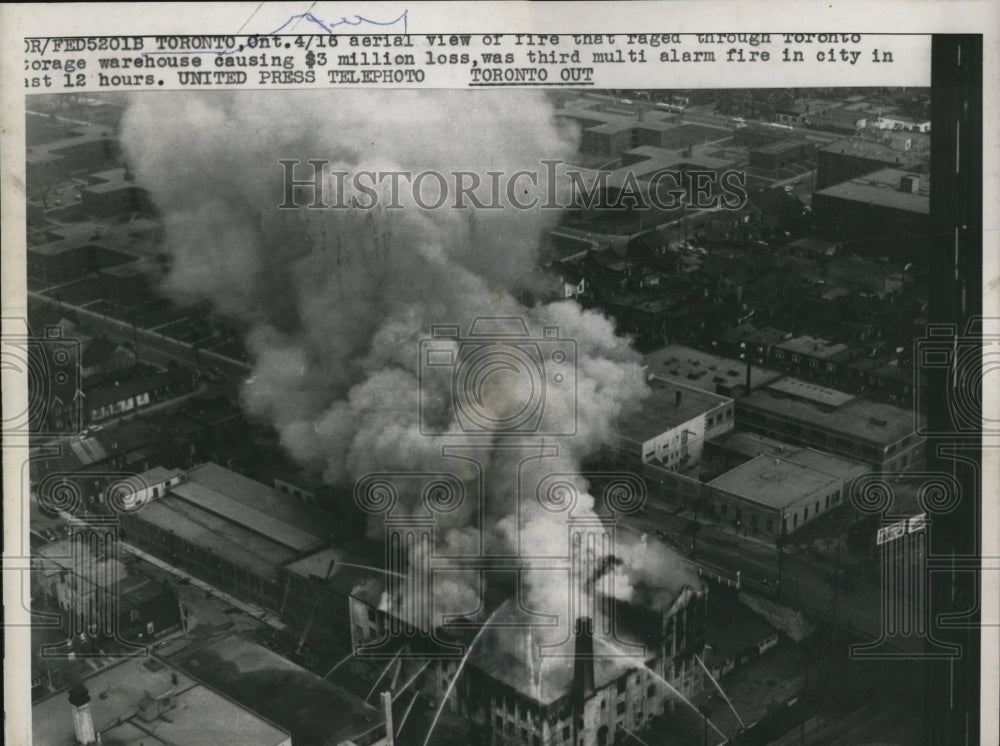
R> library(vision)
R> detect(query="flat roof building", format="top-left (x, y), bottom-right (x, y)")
top-left (813, 169), bottom-right (930, 264)
top-left (611, 377), bottom-right (734, 468)
top-left (169, 635), bottom-right (388, 746)
top-left (81, 167), bottom-right (153, 218)
top-left (117, 463), bottom-right (331, 614)
top-left (710, 453), bottom-right (841, 511)
top-left (708, 430), bottom-right (870, 485)
top-left (736, 378), bottom-right (924, 471)
top-left (707, 453), bottom-right (846, 536)
top-left (644, 344), bottom-right (784, 396)
top-left (32, 656), bottom-right (291, 746)
top-left (815, 168), bottom-right (929, 214)
top-left (816, 136), bottom-right (926, 190)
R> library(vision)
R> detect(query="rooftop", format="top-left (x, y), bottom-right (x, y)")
top-left (83, 167), bottom-right (140, 194)
top-left (710, 430), bottom-right (803, 460)
top-left (812, 107), bottom-right (866, 124)
top-left (774, 335), bottom-right (851, 360)
top-left (131, 497), bottom-right (296, 579)
top-left (815, 168), bottom-right (930, 213)
top-left (185, 462), bottom-right (336, 541)
top-left (786, 448), bottom-right (870, 483)
top-left (284, 546), bottom-right (385, 599)
top-left (616, 378), bottom-right (731, 444)
top-left (34, 539), bottom-right (128, 584)
top-left (754, 138), bottom-right (810, 154)
top-left (139, 465), bottom-right (186, 485)
top-left (169, 634), bottom-right (384, 746)
top-left (720, 324), bottom-right (792, 350)
top-left (644, 344), bottom-right (783, 393)
top-left (766, 378), bottom-right (856, 408)
top-left (84, 366), bottom-right (192, 411)
top-left (741, 379), bottom-right (917, 446)
top-left (821, 136), bottom-right (925, 160)
top-left (709, 453), bottom-right (841, 510)
top-left (32, 657), bottom-right (290, 746)
top-left (171, 477), bottom-right (322, 554)
top-left (622, 144), bottom-right (739, 174)
top-left (709, 431), bottom-right (871, 483)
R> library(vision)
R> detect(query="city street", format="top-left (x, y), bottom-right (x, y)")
top-left (29, 289), bottom-right (251, 377)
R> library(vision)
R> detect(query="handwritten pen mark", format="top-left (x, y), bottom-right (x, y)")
top-left (141, 10), bottom-right (409, 56)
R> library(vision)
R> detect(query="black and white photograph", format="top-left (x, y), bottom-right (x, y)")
top-left (2, 5), bottom-right (996, 746)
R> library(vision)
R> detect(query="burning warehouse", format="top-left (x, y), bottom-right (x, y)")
top-left (347, 509), bottom-right (708, 746)
top-left (349, 582), bottom-right (707, 746)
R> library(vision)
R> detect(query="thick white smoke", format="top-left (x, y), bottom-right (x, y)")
top-left (120, 90), bottom-right (691, 642)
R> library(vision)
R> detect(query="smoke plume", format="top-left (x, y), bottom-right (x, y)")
top-left (120, 89), bottom-right (693, 642)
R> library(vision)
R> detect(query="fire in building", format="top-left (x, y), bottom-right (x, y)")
top-left (349, 572), bottom-right (708, 745)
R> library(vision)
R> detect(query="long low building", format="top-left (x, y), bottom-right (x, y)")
top-left (736, 377), bottom-right (924, 471)
top-left (644, 343), bottom-right (784, 395)
top-left (118, 463), bottom-right (330, 614)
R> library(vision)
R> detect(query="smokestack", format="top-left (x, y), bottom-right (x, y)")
top-left (68, 684), bottom-right (96, 745)
top-left (675, 390), bottom-right (682, 408)
top-left (380, 691), bottom-right (395, 746)
top-left (571, 617), bottom-right (596, 705)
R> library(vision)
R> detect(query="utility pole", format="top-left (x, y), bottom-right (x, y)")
top-left (776, 526), bottom-right (787, 596)
top-left (683, 196), bottom-right (689, 246)
top-left (129, 309), bottom-right (140, 365)
top-left (691, 497), bottom-right (701, 560)
top-left (829, 568), bottom-right (840, 690)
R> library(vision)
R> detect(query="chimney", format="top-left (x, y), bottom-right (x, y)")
top-left (68, 684), bottom-right (96, 744)
top-left (380, 691), bottom-right (395, 746)
top-left (675, 390), bottom-right (682, 408)
top-left (571, 617), bottom-right (596, 705)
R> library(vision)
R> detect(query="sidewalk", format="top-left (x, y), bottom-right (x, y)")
top-left (650, 501), bottom-right (780, 553)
